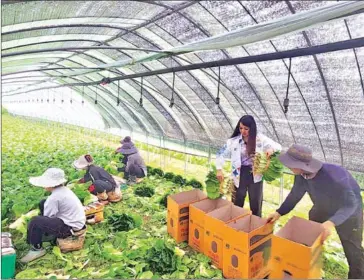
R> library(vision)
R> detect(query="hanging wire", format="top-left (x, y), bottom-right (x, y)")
top-left (215, 66), bottom-right (221, 105)
top-left (139, 77), bottom-right (143, 107)
top-left (95, 86), bottom-right (98, 105)
top-left (169, 72), bottom-right (175, 108)
top-left (70, 87), bottom-right (73, 104)
top-left (117, 80), bottom-right (120, 106)
top-left (82, 86), bottom-right (85, 105)
top-left (47, 89), bottom-right (49, 103)
top-left (284, 58), bottom-right (292, 114)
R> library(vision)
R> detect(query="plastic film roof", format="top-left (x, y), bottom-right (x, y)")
top-left (2, 1), bottom-right (364, 172)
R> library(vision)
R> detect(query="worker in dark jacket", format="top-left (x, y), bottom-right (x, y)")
top-left (115, 137), bottom-right (147, 185)
top-left (267, 144), bottom-right (364, 279)
top-left (73, 154), bottom-right (121, 203)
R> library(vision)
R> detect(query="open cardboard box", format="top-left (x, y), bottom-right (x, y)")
top-left (188, 198), bottom-right (231, 252)
top-left (167, 189), bottom-right (207, 243)
top-left (269, 216), bottom-right (324, 279)
top-left (204, 204), bottom-right (251, 269)
top-left (223, 215), bottom-right (273, 279)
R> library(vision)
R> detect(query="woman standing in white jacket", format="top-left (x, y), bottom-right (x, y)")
top-left (216, 115), bottom-right (281, 217)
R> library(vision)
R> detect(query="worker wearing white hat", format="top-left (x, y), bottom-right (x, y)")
top-left (20, 168), bottom-right (86, 263)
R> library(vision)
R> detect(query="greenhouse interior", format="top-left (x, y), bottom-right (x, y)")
top-left (1, 0), bottom-right (364, 279)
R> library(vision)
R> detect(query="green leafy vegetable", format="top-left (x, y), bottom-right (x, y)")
top-left (159, 192), bottom-right (171, 208)
top-left (186, 179), bottom-right (203, 190)
top-left (163, 172), bottom-right (175, 180)
top-left (108, 213), bottom-right (142, 232)
top-left (172, 175), bottom-right (186, 186)
top-left (151, 168), bottom-right (164, 177)
top-left (205, 167), bottom-right (221, 199)
top-left (134, 185), bottom-right (155, 197)
top-left (72, 183), bottom-right (93, 205)
top-left (145, 239), bottom-right (177, 274)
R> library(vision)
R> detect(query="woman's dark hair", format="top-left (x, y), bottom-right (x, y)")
top-left (230, 115), bottom-right (257, 156)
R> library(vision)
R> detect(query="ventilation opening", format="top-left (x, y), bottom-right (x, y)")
top-left (211, 241), bottom-right (218, 253)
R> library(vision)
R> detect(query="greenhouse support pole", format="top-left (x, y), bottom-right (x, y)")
top-left (279, 176), bottom-right (284, 205)
top-left (146, 132), bottom-right (150, 164)
top-left (208, 142), bottom-right (212, 170)
top-left (159, 135), bottom-right (162, 169)
top-left (163, 136), bottom-right (166, 170)
top-left (184, 140), bottom-right (187, 177)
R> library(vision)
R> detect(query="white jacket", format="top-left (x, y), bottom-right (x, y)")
top-left (216, 133), bottom-right (281, 187)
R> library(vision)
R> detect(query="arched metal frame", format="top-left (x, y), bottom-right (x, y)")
top-left (2, 0), bottom-right (364, 170)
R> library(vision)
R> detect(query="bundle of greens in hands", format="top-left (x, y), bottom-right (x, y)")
top-left (205, 167), bottom-right (221, 199)
top-left (253, 151), bottom-right (283, 182)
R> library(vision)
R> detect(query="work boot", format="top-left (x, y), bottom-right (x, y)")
top-left (136, 178), bottom-right (144, 184)
top-left (107, 189), bottom-right (122, 203)
top-left (97, 191), bottom-right (108, 200)
top-left (97, 191), bottom-right (109, 205)
top-left (127, 176), bottom-right (137, 185)
top-left (20, 248), bottom-right (46, 263)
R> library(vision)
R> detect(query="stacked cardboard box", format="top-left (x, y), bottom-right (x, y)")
top-left (204, 204), bottom-right (251, 269)
top-left (269, 216), bottom-right (324, 279)
top-left (189, 198), bottom-right (231, 253)
top-left (223, 215), bottom-right (273, 279)
top-left (167, 189), bottom-right (207, 243)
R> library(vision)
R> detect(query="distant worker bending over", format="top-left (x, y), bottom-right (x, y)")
top-left (267, 144), bottom-right (364, 279)
top-left (115, 136), bottom-right (147, 185)
top-left (73, 154), bottom-right (121, 203)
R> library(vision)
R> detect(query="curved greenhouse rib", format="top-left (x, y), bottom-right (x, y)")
top-left (16, 64), bottom-right (170, 137)
top-left (52, 64), bottom-right (178, 138)
top-left (1, 1), bottom-right (197, 104)
top-left (38, 1), bottom-right (364, 78)
top-left (1, 17), bottom-right (147, 33)
top-left (2, 24), bottom-right (130, 35)
top-left (78, 48), bottom-right (216, 141)
top-left (4, 45), bottom-right (216, 142)
top-left (2, 63), bottom-right (187, 141)
top-left (286, 2), bottom-right (344, 166)
top-left (3, 1), bottom-right (356, 145)
top-left (344, 20), bottom-right (364, 98)
top-left (2, 46), bottom-right (168, 58)
top-left (2, 40), bottom-right (105, 52)
top-left (29, 71), bottom-right (144, 133)
top-left (5, 38), bottom-right (364, 93)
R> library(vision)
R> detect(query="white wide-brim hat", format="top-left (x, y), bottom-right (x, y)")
top-left (29, 168), bottom-right (67, 188)
top-left (73, 155), bottom-right (93, 169)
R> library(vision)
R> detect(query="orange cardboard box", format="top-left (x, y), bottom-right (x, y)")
top-left (189, 199), bottom-right (231, 253)
top-left (204, 204), bottom-right (251, 269)
top-left (167, 189), bottom-right (207, 243)
top-left (223, 215), bottom-right (274, 279)
top-left (269, 216), bottom-right (324, 279)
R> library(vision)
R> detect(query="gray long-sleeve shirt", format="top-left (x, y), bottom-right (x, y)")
top-left (125, 152), bottom-right (147, 176)
top-left (44, 187), bottom-right (86, 230)
top-left (277, 163), bottom-right (362, 226)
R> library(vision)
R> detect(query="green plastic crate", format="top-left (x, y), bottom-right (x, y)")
top-left (1, 253), bottom-right (16, 279)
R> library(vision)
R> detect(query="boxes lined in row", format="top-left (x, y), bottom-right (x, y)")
top-left (167, 189), bottom-right (324, 279)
